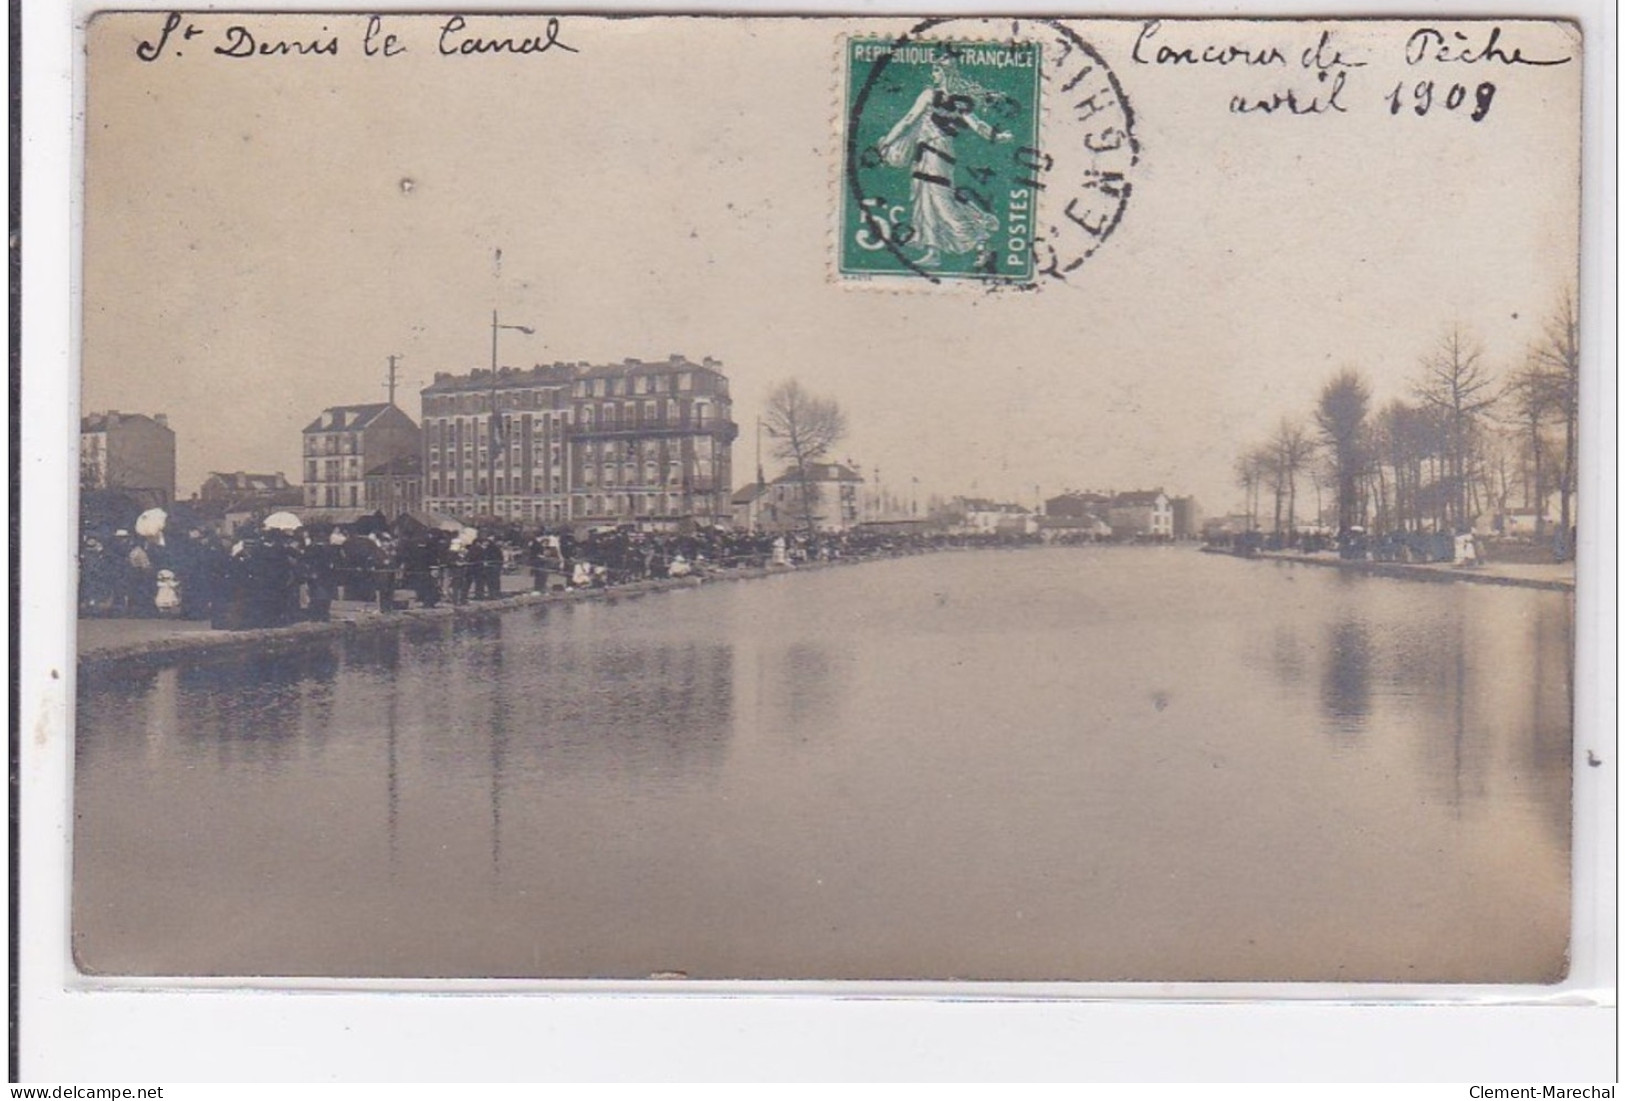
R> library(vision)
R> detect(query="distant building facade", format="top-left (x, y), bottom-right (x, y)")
top-left (1044, 491), bottom-right (1113, 524)
top-left (757, 462), bottom-right (864, 533)
top-left (1169, 495), bottom-right (1203, 540)
top-left (80, 411), bottom-right (177, 505)
top-left (1109, 489), bottom-right (1174, 540)
top-left (199, 471), bottom-right (300, 509)
top-left (419, 355), bottom-right (737, 527)
top-left (956, 497), bottom-right (1037, 536)
top-left (302, 403), bottom-right (422, 511)
top-left (731, 481), bottom-right (772, 531)
top-left (364, 455), bottom-right (424, 520)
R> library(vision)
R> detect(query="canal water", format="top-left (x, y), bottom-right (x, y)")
top-left (72, 547), bottom-right (1573, 982)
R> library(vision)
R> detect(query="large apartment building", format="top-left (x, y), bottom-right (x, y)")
top-left (419, 354), bottom-right (737, 527)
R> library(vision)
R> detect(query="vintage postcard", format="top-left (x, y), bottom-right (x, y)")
top-left (69, 12), bottom-right (1589, 990)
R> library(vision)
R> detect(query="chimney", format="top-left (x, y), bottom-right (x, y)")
top-left (153, 413), bottom-right (168, 428)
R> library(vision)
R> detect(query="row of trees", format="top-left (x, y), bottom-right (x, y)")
top-left (1236, 294), bottom-right (1579, 555)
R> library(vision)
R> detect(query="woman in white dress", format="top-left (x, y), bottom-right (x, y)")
top-left (875, 59), bottom-right (1013, 269)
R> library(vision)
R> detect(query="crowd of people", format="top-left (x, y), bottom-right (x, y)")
top-left (78, 512), bottom-right (1043, 629)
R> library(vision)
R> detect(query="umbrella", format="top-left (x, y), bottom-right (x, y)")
top-left (263, 511), bottom-right (303, 532)
top-left (134, 508), bottom-right (167, 538)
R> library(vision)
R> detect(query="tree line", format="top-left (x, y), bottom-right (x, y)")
top-left (1236, 293), bottom-right (1579, 558)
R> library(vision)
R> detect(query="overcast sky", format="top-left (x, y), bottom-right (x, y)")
top-left (81, 13), bottom-right (1581, 512)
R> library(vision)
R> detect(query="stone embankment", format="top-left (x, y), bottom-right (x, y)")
top-left (1214, 548), bottom-right (1576, 593)
top-left (77, 556), bottom-right (864, 668)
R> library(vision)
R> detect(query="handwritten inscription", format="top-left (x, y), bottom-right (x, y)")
top-left (1132, 21), bottom-right (1288, 68)
top-left (1129, 20), bottom-right (1572, 122)
top-left (1405, 26), bottom-right (1572, 67)
top-left (135, 12), bottom-right (578, 63)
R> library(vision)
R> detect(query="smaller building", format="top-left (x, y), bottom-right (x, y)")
top-left (302, 403), bottom-right (421, 512)
top-left (1039, 514), bottom-right (1111, 542)
top-left (364, 455), bottom-right (424, 521)
top-left (199, 471), bottom-right (300, 508)
top-left (731, 481), bottom-right (771, 531)
top-left (80, 410), bottom-right (177, 505)
top-left (955, 498), bottom-right (1038, 537)
top-left (1044, 491), bottom-right (1114, 522)
top-left (761, 462), bottom-right (864, 532)
top-left (1109, 489), bottom-right (1174, 541)
top-left (1170, 495), bottom-right (1203, 540)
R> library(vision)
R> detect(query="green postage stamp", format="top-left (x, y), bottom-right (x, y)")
top-left (841, 36), bottom-right (1043, 283)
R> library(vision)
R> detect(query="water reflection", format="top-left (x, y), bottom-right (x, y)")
top-left (174, 648), bottom-right (340, 766)
top-left (771, 641), bottom-right (840, 737)
top-left (1319, 619), bottom-right (1371, 738)
top-left (72, 551), bottom-right (1575, 980)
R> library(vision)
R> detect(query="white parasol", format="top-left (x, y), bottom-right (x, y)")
top-left (262, 511), bottom-right (303, 532)
top-left (134, 508), bottom-right (167, 538)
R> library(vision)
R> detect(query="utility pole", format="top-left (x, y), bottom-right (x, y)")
top-left (488, 308), bottom-right (536, 518)
top-left (385, 354), bottom-right (402, 408)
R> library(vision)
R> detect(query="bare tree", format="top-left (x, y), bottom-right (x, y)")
top-left (1503, 354), bottom-right (1562, 540)
top-left (1413, 326), bottom-right (1499, 532)
top-left (1270, 418), bottom-right (1315, 539)
top-left (1315, 368), bottom-right (1372, 539)
top-left (762, 379), bottom-right (848, 535)
top-left (1530, 290), bottom-right (1579, 555)
top-left (1234, 448), bottom-right (1268, 532)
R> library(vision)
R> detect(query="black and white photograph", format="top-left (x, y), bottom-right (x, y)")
top-left (16, 2), bottom-right (1616, 1081)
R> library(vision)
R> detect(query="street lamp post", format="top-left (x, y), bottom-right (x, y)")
top-left (488, 308), bottom-right (535, 518)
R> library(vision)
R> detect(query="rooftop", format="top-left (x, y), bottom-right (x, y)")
top-left (423, 354), bottom-right (726, 395)
top-left (302, 403), bottom-right (410, 433)
top-left (82, 411), bottom-right (171, 433)
top-left (204, 472), bottom-right (290, 491)
top-left (1113, 489), bottom-right (1169, 506)
top-left (771, 462), bottom-right (863, 485)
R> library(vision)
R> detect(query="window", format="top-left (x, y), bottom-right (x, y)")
top-left (678, 372), bottom-right (692, 391)
top-left (643, 401), bottom-right (657, 423)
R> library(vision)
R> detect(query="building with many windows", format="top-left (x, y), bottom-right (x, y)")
top-left (80, 410), bottom-right (176, 505)
top-left (301, 403), bottom-right (421, 511)
top-left (1109, 488), bottom-right (1174, 540)
top-left (364, 455), bottom-right (424, 520)
top-left (419, 355), bottom-right (737, 527)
